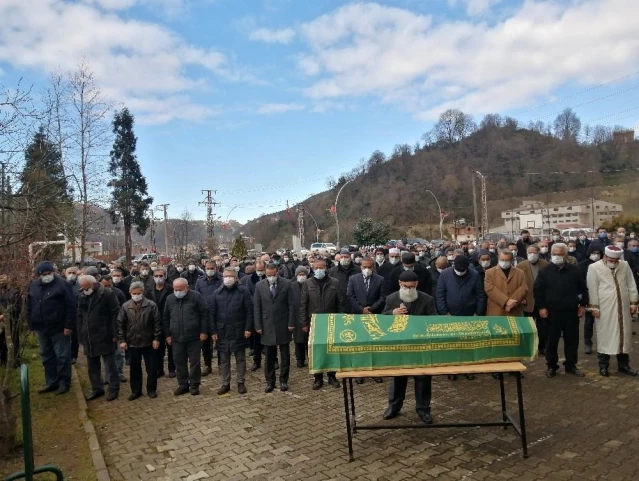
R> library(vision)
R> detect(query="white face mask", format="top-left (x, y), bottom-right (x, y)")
top-left (389, 257), bottom-right (400, 265)
top-left (83, 288), bottom-right (93, 296)
top-left (399, 286), bottom-right (419, 303)
top-left (480, 260), bottom-right (491, 268)
top-left (67, 274), bottom-right (77, 282)
top-left (256, 271), bottom-right (265, 277)
top-left (267, 276), bottom-right (277, 284)
top-left (131, 294), bottom-right (144, 302)
top-left (590, 254), bottom-right (601, 262)
top-left (206, 269), bottom-right (216, 277)
top-left (551, 255), bottom-right (565, 265)
top-left (498, 261), bottom-right (511, 269)
top-left (527, 254), bottom-right (539, 264)
top-left (41, 274), bottom-right (54, 284)
top-left (375, 255), bottom-right (385, 263)
top-left (540, 247), bottom-right (548, 254)
top-left (154, 276), bottom-right (165, 285)
top-left (509, 250), bottom-right (517, 257)
top-left (447, 255), bottom-right (455, 261)
top-left (552, 235), bottom-right (560, 241)
top-left (340, 258), bottom-right (351, 266)
top-left (188, 265), bottom-right (196, 272)
top-left (579, 235), bottom-right (586, 241)
top-left (468, 248), bottom-right (475, 254)
top-left (140, 269), bottom-right (149, 276)
top-left (283, 257), bottom-right (289, 262)
top-left (362, 268), bottom-right (373, 277)
top-left (454, 269), bottom-right (467, 276)
top-left (176, 267), bottom-right (184, 273)
top-left (174, 290), bottom-right (186, 299)
top-left (606, 261), bottom-right (618, 270)
top-left (297, 276), bottom-right (307, 284)
top-left (223, 277), bottom-right (236, 287)
top-left (568, 247), bottom-right (576, 253)
top-left (615, 242), bottom-right (624, 248)
top-left (489, 248), bottom-right (495, 253)
top-left (112, 276), bottom-right (122, 284)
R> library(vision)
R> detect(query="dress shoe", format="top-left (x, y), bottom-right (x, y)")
top-left (372, 378), bottom-right (384, 384)
top-left (174, 385), bottom-right (190, 396)
top-left (119, 374), bottom-right (127, 383)
top-left (128, 392), bottom-right (142, 401)
top-left (566, 368), bottom-right (585, 377)
top-left (328, 377), bottom-right (341, 388)
top-left (296, 360), bottom-right (305, 368)
top-left (418, 412), bottom-right (434, 425)
top-left (202, 366), bottom-right (212, 377)
top-left (168, 371), bottom-right (176, 378)
top-left (448, 375), bottom-right (458, 381)
top-left (383, 407), bottom-right (400, 420)
top-left (157, 370), bottom-right (165, 378)
top-left (600, 367), bottom-right (610, 377)
top-left (465, 374), bottom-right (476, 380)
top-left (217, 384), bottom-right (231, 395)
top-left (55, 385), bottom-right (70, 395)
top-left (355, 378), bottom-right (364, 385)
top-left (148, 391), bottom-right (158, 399)
top-left (106, 391), bottom-right (119, 402)
top-left (237, 383), bottom-right (247, 394)
top-left (265, 383), bottom-right (275, 393)
top-left (86, 391), bottom-right (105, 401)
top-left (249, 363), bottom-right (261, 372)
top-left (313, 379), bottom-right (323, 390)
top-left (274, 361), bottom-right (279, 370)
top-left (537, 350), bottom-right (545, 357)
top-left (280, 382), bottom-right (289, 392)
top-left (584, 345), bottom-right (592, 355)
top-left (190, 387), bottom-right (200, 396)
top-left (37, 384), bottom-right (59, 394)
top-left (546, 368), bottom-right (557, 378)
top-left (618, 366), bottom-right (638, 376)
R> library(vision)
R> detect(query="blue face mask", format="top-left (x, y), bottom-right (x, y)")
top-left (599, 232), bottom-right (607, 239)
top-left (174, 291), bottom-right (186, 299)
top-left (631, 247), bottom-right (639, 253)
top-left (273, 260), bottom-right (280, 266)
top-left (314, 269), bottom-right (325, 280)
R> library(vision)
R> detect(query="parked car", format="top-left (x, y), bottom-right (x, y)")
top-left (310, 242), bottom-right (337, 256)
top-left (133, 253), bottom-right (158, 263)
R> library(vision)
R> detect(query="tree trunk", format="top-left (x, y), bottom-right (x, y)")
top-left (125, 222), bottom-right (131, 264)
top-left (0, 314), bottom-right (17, 456)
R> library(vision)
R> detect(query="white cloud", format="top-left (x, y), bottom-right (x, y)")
top-left (448, 0), bottom-right (503, 16)
top-left (0, 0), bottom-right (234, 124)
top-left (256, 102), bottom-right (305, 114)
top-left (249, 27), bottom-right (296, 44)
top-left (295, 1), bottom-right (639, 120)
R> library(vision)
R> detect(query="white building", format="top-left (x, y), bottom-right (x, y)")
top-left (497, 199), bottom-right (622, 236)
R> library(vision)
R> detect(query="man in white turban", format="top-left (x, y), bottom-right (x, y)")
top-left (587, 245), bottom-right (639, 376)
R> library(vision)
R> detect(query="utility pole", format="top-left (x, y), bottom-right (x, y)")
top-left (156, 204), bottom-right (170, 257)
top-left (475, 171), bottom-right (488, 240)
top-left (472, 173), bottom-right (479, 241)
top-left (148, 209), bottom-right (156, 253)
top-left (199, 190), bottom-right (220, 255)
top-left (298, 204), bottom-right (306, 249)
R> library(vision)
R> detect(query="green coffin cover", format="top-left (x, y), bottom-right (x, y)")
top-left (309, 314), bottom-right (538, 373)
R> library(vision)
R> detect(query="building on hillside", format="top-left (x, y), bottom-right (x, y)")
top-left (453, 225), bottom-right (478, 242)
top-left (613, 130), bottom-right (635, 144)
top-left (495, 199), bottom-right (622, 237)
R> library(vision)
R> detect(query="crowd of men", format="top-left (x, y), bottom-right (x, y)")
top-left (5, 225), bottom-right (637, 424)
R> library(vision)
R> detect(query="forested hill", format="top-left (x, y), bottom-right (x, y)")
top-left (244, 114), bottom-right (639, 251)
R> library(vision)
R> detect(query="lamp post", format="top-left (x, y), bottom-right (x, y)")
top-left (334, 179), bottom-right (353, 249)
top-left (305, 209), bottom-right (320, 242)
top-left (424, 190), bottom-right (443, 240)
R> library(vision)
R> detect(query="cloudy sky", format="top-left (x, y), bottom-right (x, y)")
top-left (1, 0), bottom-right (638, 223)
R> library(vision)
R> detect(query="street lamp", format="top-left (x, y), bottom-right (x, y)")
top-left (334, 179), bottom-right (353, 249)
top-left (305, 209), bottom-right (320, 242)
top-left (423, 190), bottom-right (444, 240)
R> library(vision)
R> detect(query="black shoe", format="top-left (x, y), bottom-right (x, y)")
top-left (600, 368), bottom-right (610, 377)
top-left (566, 368), bottom-right (585, 377)
top-left (372, 378), bottom-right (383, 384)
top-left (104, 380), bottom-right (109, 385)
top-left (296, 360), bottom-right (305, 368)
top-left (128, 392), bottom-right (142, 401)
top-left (157, 371), bottom-right (165, 378)
top-left (618, 366), bottom-right (638, 376)
top-left (190, 387), bottom-right (200, 396)
top-left (119, 374), bottom-right (127, 383)
top-left (280, 382), bottom-right (288, 392)
top-left (418, 412), bottom-right (433, 425)
top-left (448, 375), bottom-right (458, 381)
top-left (168, 371), bottom-right (176, 378)
top-left (37, 384), bottom-right (59, 394)
top-left (328, 377), bottom-right (341, 388)
top-left (546, 368), bottom-right (557, 378)
top-left (174, 386), bottom-right (190, 396)
top-left (55, 385), bottom-right (70, 395)
top-left (265, 383), bottom-right (275, 393)
top-left (313, 379), bottom-right (323, 390)
top-left (71, 358), bottom-right (77, 365)
top-left (537, 350), bottom-right (545, 357)
top-left (383, 407), bottom-right (400, 420)
top-left (217, 384), bottom-right (230, 395)
top-left (202, 366), bottom-right (212, 377)
top-left (106, 391), bottom-right (119, 402)
top-left (238, 383), bottom-right (247, 395)
top-left (465, 374), bottom-right (475, 380)
top-left (274, 361), bottom-right (279, 370)
top-left (249, 363), bottom-right (261, 372)
top-left (355, 378), bottom-right (364, 385)
top-left (86, 391), bottom-right (105, 401)
top-left (148, 391), bottom-right (157, 399)
top-left (584, 345), bottom-right (592, 355)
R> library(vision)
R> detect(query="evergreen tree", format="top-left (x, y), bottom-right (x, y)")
top-left (352, 217), bottom-right (391, 247)
top-left (231, 235), bottom-right (248, 259)
top-left (108, 107), bottom-right (153, 263)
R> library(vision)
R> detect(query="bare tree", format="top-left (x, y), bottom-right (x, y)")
top-left (480, 113), bottom-right (503, 129)
top-left (554, 108), bottom-right (581, 142)
top-left (432, 109), bottom-right (477, 144)
top-left (592, 124), bottom-right (613, 145)
top-left (174, 208), bottom-right (194, 259)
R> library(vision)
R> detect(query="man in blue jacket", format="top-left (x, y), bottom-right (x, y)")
top-left (27, 261), bottom-right (76, 395)
top-left (436, 256), bottom-right (487, 381)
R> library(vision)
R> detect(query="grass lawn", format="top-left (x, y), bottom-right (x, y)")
top-left (0, 341), bottom-right (97, 481)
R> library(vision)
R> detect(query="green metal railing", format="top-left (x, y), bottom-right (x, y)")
top-left (6, 365), bottom-right (64, 481)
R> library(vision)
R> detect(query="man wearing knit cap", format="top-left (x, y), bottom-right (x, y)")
top-left (27, 261), bottom-right (76, 395)
top-left (587, 245), bottom-right (639, 376)
top-left (328, 248), bottom-right (361, 314)
top-left (376, 247), bottom-right (396, 282)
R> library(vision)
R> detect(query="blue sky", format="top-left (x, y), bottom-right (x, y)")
top-left (1, 0), bottom-right (639, 223)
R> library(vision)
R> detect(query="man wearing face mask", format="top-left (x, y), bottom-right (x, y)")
top-left (567, 240), bottom-right (584, 263)
top-left (111, 268), bottom-right (128, 300)
top-left (538, 241), bottom-right (551, 262)
top-left (475, 251), bottom-right (493, 281)
top-left (587, 246), bottom-right (639, 377)
top-left (167, 263), bottom-right (183, 283)
top-left (507, 242), bottom-right (525, 267)
top-left (77, 275), bottom-right (121, 401)
top-left (429, 256), bottom-right (449, 286)
top-left (27, 262), bottom-right (76, 395)
top-left (254, 264), bottom-right (296, 392)
top-left (292, 267), bottom-right (310, 368)
top-left (382, 270), bottom-right (437, 424)
top-left (613, 235), bottom-right (626, 260)
top-left (181, 260), bottom-right (202, 288)
top-left (133, 261), bottom-right (155, 292)
top-left (625, 238), bottom-right (639, 289)
top-left (195, 260), bottom-right (223, 376)
top-left (241, 261), bottom-right (267, 371)
top-left (328, 249), bottom-right (361, 313)
top-left (164, 278), bottom-right (210, 396)
top-left (548, 229), bottom-right (563, 250)
top-left (375, 248), bottom-right (395, 282)
top-left (587, 227), bottom-right (612, 257)
top-left (65, 267), bottom-right (81, 365)
top-left (516, 245), bottom-right (549, 355)
top-left (146, 267), bottom-right (175, 378)
top-left (534, 243), bottom-right (589, 378)
top-left (211, 268), bottom-right (254, 395)
top-left (300, 259), bottom-right (347, 390)
top-left (575, 230), bottom-right (591, 259)
top-left (485, 250), bottom-right (527, 316)
top-left (279, 253), bottom-right (296, 279)
top-left (516, 230), bottom-right (533, 259)
top-left (389, 252), bottom-right (433, 296)
top-left (578, 249), bottom-right (603, 354)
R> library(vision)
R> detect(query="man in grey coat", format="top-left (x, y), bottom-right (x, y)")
top-left (163, 278), bottom-right (210, 396)
top-left (254, 263), bottom-right (297, 393)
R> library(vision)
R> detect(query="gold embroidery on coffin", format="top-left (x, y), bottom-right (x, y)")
top-left (328, 315), bottom-right (521, 355)
top-left (388, 315), bottom-right (409, 333)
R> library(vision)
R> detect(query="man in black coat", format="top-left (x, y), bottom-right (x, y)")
top-left (211, 268), bottom-right (254, 395)
top-left (292, 266), bottom-right (309, 368)
top-left (382, 270), bottom-right (437, 424)
top-left (254, 264), bottom-right (297, 392)
top-left (240, 261), bottom-right (268, 371)
top-left (388, 252), bottom-right (433, 296)
top-left (133, 261), bottom-right (155, 292)
top-left (164, 278), bottom-right (210, 396)
top-left (195, 260), bottom-right (223, 376)
top-left (575, 230), bottom-right (591, 259)
top-left (376, 247), bottom-right (399, 282)
top-left (145, 267), bottom-right (175, 377)
top-left (429, 256), bottom-right (448, 287)
top-left (587, 227), bottom-right (612, 256)
top-left (27, 261), bottom-right (75, 395)
top-left (625, 238), bottom-right (639, 289)
top-left (77, 276), bottom-right (121, 401)
top-left (328, 249), bottom-right (361, 313)
top-left (578, 248), bottom-right (602, 354)
top-left (181, 259), bottom-right (203, 288)
top-left (516, 230), bottom-right (533, 259)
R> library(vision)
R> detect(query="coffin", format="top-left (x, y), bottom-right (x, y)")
top-left (309, 314), bottom-right (538, 374)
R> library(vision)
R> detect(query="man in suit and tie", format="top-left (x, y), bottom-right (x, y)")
top-left (516, 244), bottom-right (549, 356)
top-left (346, 256), bottom-right (388, 385)
top-left (254, 264), bottom-right (297, 392)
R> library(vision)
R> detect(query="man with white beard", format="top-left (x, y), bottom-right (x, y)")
top-left (587, 245), bottom-right (639, 377)
top-left (381, 270), bottom-right (437, 424)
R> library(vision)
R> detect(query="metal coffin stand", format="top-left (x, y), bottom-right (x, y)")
top-left (335, 361), bottom-right (529, 462)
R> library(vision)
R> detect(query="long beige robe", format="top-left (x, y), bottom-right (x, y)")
top-left (587, 260), bottom-right (639, 355)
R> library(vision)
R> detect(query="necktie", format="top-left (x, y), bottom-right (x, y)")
top-left (270, 283), bottom-right (276, 299)
top-left (364, 276), bottom-right (370, 294)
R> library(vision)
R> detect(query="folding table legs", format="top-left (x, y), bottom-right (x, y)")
top-left (516, 372), bottom-right (529, 458)
top-left (342, 380), bottom-right (355, 461)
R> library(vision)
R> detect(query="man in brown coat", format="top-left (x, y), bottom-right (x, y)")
top-left (485, 250), bottom-right (528, 316)
top-left (517, 244), bottom-right (549, 355)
